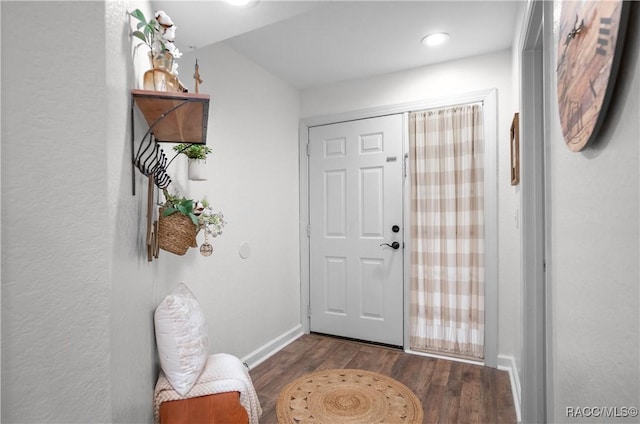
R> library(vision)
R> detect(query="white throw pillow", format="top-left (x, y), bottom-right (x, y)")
top-left (154, 283), bottom-right (210, 396)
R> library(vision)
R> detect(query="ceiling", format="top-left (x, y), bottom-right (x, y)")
top-left (153, 1), bottom-right (521, 89)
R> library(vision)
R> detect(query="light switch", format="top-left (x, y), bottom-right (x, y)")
top-left (239, 242), bottom-right (251, 259)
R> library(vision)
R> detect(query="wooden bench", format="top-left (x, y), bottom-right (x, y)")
top-left (159, 391), bottom-right (249, 424)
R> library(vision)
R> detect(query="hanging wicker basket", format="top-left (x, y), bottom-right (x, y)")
top-left (157, 208), bottom-right (198, 256)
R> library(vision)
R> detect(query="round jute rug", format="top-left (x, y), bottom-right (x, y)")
top-left (276, 369), bottom-right (423, 423)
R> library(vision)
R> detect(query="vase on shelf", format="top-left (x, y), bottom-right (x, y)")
top-left (188, 158), bottom-right (208, 181)
top-left (150, 51), bottom-right (174, 70)
top-left (143, 51), bottom-right (180, 92)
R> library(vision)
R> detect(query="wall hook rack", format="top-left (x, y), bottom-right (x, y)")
top-left (134, 132), bottom-right (172, 190)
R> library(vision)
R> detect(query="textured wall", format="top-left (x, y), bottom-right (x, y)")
top-left (2, 1), bottom-right (162, 422)
top-left (545, 2), bottom-right (640, 422)
top-left (2, 2), bottom-right (300, 421)
top-left (300, 49), bottom-right (521, 365)
top-left (106, 1), bottom-right (160, 422)
top-left (2, 1), bottom-right (298, 421)
top-left (1, 2), bottom-right (112, 422)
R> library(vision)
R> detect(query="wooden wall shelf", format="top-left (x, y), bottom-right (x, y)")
top-left (131, 89), bottom-right (210, 144)
top-left (130, 89), bottom-right (211, 195)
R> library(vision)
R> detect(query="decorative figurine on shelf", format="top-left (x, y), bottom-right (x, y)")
top-left (130, 9), bottom-right (187, 92)
top-left (194, 59), bottom-right (203, 94)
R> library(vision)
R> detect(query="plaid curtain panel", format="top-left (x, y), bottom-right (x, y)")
top-left (409, 104), bottom-right (485, 359)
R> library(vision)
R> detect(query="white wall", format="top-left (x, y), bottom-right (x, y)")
top-left (301, 49), bottom-right (521, 364)
top-left (2, 2), bottom-right (113, 422)
top-left (510, 0), bottom-right (526, 315)
top-left (108, 1), bottom-right (162, 422)
top-left (159, 42), bottom-right (302, 360)
top-left (544, 2), bottom-right (640, 422)
top-left (0, 3), bottom-right (4, 418)
top-left (508, 0), bottom-right (529, 410)
top-left (2, 2), bottom-right (302, 422)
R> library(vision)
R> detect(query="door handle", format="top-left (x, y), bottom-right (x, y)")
top-left (380, 241), bottom-right (400, 250)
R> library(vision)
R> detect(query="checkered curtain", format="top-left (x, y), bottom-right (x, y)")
top-left (409, 104), bottom-right (485, 359)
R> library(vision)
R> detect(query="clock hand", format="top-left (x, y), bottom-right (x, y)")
top-left (556, 51), bottom-right (567, 72)
top-left (565, 14), bottom-right (585, 45)
top-left (589, 79), bottom-right (597, 98)
top-left (557, 33), bottom-right (571, 72)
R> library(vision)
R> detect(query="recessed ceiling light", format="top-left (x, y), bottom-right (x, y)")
top-left (421, 32), bottom-right (450, 47)
top-left (224, 0), bottom-right (259, 6)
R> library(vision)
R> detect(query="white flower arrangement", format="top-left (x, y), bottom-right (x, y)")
top-left (131, 9), bottom-right (183, 74)
top-left (195, 198), bottom-right (226, 238)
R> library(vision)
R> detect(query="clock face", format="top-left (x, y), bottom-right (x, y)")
top-left (555, 0), bottom-right (628, 152)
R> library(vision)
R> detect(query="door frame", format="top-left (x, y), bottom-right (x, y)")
top-left (299, 88), bottom-right (498, 366)
top-left (520, 0), bottom-right (550, 421)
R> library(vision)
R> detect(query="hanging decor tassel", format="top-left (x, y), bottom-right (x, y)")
top-left (193, 58), bottom-right (203, 94)
top-left (200, 228), bottom-right (213, 257)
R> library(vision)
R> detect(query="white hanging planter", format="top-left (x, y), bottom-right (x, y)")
top-left (188, 158), bottom-right (208, 181)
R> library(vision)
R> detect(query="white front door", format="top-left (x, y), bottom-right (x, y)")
top-left (308, 114), bottom-right (404, 346)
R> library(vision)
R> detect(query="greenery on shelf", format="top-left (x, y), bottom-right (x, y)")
top-left (173, 143), bottom-right (213, 160)
top-left (162, 193), bottom-right (199, 226)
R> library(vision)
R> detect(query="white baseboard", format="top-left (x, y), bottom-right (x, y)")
top-left (241, 324), bottom-right (305, 370)
top-left (498, 354), bottom-right (522, 423)
top-left (405, 348), bottom-right (485, 366)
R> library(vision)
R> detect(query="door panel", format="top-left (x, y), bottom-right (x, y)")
top-left (325, 256), bottom-right (347, 314)
top-left (361, 167), bottom-right (384, 237)
top-left (325, 170), bottom-right (346, 236)
top-left (309, 114), bottom-right (403, 346)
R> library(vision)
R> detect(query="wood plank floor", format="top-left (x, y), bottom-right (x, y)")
top-left (249, 334), bottom-right (516, 424)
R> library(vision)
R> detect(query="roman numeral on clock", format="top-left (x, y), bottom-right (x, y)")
top-left (596, 17), bottom-right (612, 55)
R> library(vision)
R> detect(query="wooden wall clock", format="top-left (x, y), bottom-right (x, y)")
top-left (555, 0), bottom-right (630, 152)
